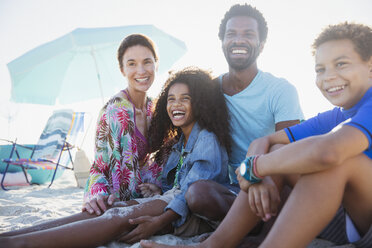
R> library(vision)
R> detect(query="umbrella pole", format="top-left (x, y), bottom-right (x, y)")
top-left (90, 48), bottom-right (105, 105)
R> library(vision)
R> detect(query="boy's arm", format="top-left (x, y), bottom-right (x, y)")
top-left (243, 130), bottom-right (290, 220)
top-left (246, 129), bottom-right (291, 156)
top-left (258, 125), bottom-right (369, 176)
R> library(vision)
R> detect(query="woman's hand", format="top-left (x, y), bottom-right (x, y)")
top-left (139, 183), bottom-right (162, 198)
top-left (82, 194), bottom-right (116, 215)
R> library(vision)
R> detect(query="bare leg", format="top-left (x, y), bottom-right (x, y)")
top-left (0, 211), bottom-right (96, 237)
top-left (0, 199), bottom-right (167, 248)
top-left (141, 191), bottom-right (262, 248)
top-left (0, 199), bottom-right (140, 237)
top-left (261, 154), bottom-right (372, 248)
top-left (185, 180), bottom-right (236, 221)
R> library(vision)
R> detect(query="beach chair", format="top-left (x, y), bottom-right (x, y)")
top-left (0, 109), bottom-right (86, 190)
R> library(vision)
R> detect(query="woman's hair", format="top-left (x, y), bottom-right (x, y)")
top-left (117, 34), bottom-right (158, 70)
top-left (312, 22), bottom-right (372, 61)
top-left (149, 66), bottom-right (231, 165)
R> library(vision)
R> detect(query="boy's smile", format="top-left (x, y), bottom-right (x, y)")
top-left (315, 39), bottom-right (372, 109)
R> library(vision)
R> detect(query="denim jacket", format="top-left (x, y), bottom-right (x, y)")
top-left (161, 122), bottom-right (230, 227)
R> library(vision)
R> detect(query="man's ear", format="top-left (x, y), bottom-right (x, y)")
top-left (369, 57), bottom-right (372, 78)
top-left (259, 42), bottom-right (265, 53)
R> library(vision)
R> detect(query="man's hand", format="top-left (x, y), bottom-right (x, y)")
top-left (139, 183), bottom-right (162, 198)
top-left (248, 177), bottom-right (280, 222)
top-left (82, 194), bottom-right (116, 215)
top-left (117, 215), bottom-right (161, 244)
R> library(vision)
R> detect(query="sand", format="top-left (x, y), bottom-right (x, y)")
top-left (0, 170), bottom-right (354, 248)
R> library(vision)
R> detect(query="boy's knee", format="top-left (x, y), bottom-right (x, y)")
top-left (270, 144), bottom-right (285, 152)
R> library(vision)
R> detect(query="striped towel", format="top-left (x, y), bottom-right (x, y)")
top-left (33, 109), bottom-right (73, 160)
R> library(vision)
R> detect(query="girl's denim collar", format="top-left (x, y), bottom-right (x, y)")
top-left (172, 122), bottom-right (202, 154)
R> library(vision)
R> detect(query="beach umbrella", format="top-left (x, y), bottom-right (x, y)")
top-left (7, 25), bottom-right (187, 105)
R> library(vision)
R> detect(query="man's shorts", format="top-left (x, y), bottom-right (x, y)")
top-left (319, 206), bottom-right (372, 248)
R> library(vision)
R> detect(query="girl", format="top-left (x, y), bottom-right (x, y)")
top-left (0, 67), bottom-right (231, 248)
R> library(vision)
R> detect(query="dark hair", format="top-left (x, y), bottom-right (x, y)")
top-left (149, 67), bottom-right (231, 165)
top-left (218, 3), bottom-right (268, 43)
top-left (117, 34), bottom-right (158, 70)
top-left (312, 22), bottom-right (372, 61)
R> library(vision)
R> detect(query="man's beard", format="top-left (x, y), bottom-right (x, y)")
top-left (223, 44), bottom-right (260, 71)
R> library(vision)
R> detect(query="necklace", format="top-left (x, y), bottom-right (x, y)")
top-left (173, 145), bottom-right (185, 188)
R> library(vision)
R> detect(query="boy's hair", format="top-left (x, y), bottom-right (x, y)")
top-left (117, 34), bottom-right (158, 70)
top-left (312, 22), bottom-right (372, 61)
top-left (218, 3), bottom-right (268, 43)
top-left (149, 67), bottom-right (231, 165)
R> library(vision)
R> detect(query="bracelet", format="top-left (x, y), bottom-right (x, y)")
top-left (252, 155), bottom-right (264, 179)
top-left (240, 155), bottom-right (262, 184)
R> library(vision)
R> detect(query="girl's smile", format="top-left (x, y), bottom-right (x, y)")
top-left (167, 82), bottom-right (195, 137)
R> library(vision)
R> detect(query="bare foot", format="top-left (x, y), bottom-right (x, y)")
top-left (192, 232), bottom-right (212, 243)
top-left (140, 240), bottom-right (198, 248)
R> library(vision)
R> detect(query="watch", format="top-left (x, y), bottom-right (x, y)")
top-left (239, 156), bottom-right (262, 184)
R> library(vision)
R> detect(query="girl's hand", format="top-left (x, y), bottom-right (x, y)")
top-left (118, 215), bottom-right (162, 243)
top-left (139, 183), bottom-right (162, 197)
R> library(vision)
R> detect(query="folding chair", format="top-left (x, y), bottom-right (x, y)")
top-left (0, 109), bottom-right (86, 190)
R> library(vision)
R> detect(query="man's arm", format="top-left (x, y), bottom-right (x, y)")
top-left (275, 120), bottom-right (300, 131)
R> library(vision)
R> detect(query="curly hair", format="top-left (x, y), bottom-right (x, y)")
top-left (149, 67), bottom-right (231, 165)
top-left (117, 34), bottom-right (158, 70)
top-left (218, 3), bottom-right (268, 43)
top-left (312, 22), bottom-right (372, 61)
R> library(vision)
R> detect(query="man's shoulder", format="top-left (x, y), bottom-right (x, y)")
top-left (259, 71), bottom-right (291, 86)
top-left (258, 71), bottom-right (298, 96)
top-left (212, 74), bottom-right (224, 84)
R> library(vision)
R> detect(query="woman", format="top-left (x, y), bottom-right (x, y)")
top-left (83, 34), bottom-right (162, 216)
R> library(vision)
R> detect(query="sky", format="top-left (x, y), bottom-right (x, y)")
top-left (0, 0), bottom-right (371, 159)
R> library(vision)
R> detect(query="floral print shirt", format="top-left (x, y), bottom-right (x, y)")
top-left (84, 93), bottom-right (162, 202)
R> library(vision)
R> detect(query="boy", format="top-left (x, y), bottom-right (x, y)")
top-left (141, 22), bottom-right (372, 248)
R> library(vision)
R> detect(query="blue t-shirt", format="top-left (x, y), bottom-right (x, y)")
top-left (219, 71), bottom-right (304, 184)
top-left (285, 87), bottom-right (372, 159)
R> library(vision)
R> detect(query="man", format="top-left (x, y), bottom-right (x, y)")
top-left (140, 4), bottom-right (303, 247)
top-left (181, 3), bottom-right (303, 231)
